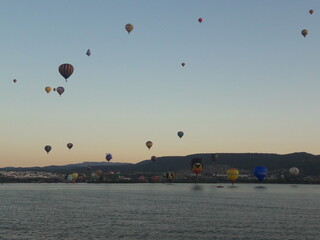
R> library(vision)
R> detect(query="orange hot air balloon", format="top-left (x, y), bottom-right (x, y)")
top-left (45, 86), bottom-right (51, 93)
top-left (59, 63), bottom-right (74, 82)
top-left (146, 141), bottom-right (153, 149)
top-left (125, 24), bottom-right (134, 34)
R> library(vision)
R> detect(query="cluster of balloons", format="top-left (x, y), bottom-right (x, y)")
top-left (165, 172), bottom-right (176, 182)
top-left (301, 9), bottom-right (314, 38)
top-left (44, 143), bottom-right (73, 154)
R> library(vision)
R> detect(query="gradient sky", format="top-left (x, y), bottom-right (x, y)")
top-left (1, 0), bottom-right (320, 167)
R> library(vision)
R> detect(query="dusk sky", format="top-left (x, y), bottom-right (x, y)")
top-left (1, 0), bottom-right (320, 167)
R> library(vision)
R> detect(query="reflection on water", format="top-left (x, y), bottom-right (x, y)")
top-left (254, 185), bottom-right (267, 189)
top-left (0, 183), bottom-right (319, 240)
top-left (191, 184), bottom-right (203, 191)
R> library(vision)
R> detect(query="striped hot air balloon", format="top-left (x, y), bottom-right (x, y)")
top-left (59, 63), bottom-right (74, 82)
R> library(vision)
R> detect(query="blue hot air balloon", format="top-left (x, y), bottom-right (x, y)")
top-left (253, 166), bottom-right (267, 181)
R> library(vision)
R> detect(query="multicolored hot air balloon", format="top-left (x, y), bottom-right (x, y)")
top-left (301, 29), bottom-right (308, 38)
top-left (106, 153), bottom-right (112, 162)
top-left (198, 18), bottom-right (203, 23)
top-left (191, 158), bottom-right (203, 175)
top-left (227, 168), bottom-right (239, 185)
top-left (59, 63), bottom-right (74, 82)
top-left (146, 141), bottom-right (153, 150)
top-left (254, 166), bottom-right (267, 181)
top-left (151, 156), bottom-right (156, 162)
top-left (181, 62), bottom-right (185, 67)
top-left (13, 79), bottom-right (17, 83)
top-left (177, 131), bottom-right (184, 138)
top-left (57, 87), bottom-right (65, 96)
top-left (86, 49), bottom-right (91, 56)
top-left (44, 145), bottom-right (52, 154)
top-left (125, 24), bottom-right (134, 34)
top-left (289, 167), bottom-right (299, 176)
top-left (67, 143), bottom-right (73, 150)
top-left (45, 86), bottom-right (51, 94)
top-left (309, 9), bottom-right (314, 14)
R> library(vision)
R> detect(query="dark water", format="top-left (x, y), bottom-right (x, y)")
top-left (0, 183), bottom-right (319, 240)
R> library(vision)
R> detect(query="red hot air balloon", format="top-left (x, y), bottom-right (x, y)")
top-left (57, 87), bottom-right (65, 96)
top-left (198, 18), bottom-right (203, 23)
top-left (59, 64), bottom-right (74, 82)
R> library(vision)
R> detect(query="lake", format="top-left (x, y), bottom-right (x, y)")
top-left (0, 183), bottom-right (319, 240)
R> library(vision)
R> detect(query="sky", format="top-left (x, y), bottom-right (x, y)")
top-left (1, 0), bottom-right (320, 167)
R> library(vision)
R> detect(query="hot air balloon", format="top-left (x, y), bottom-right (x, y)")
top-left (289, 167), bottom-right (299, 176)
top-left (44, 145), bottom-right (52, 154)
top-left (177, 131), bottom-right (184, 138)
top-left (72, 172), bottom-right (78, 181)
top-left (59, 63), bottom-right (74, 82)
top-left (227, 168), bottom-right (239, 185)
top-left (146, 141), bottom-right (153, 149)
top-left (13, 79), bottom-right (17, 83)
top-left (253, 166), bottom-right (267, 181)
top-left (125, 23), bottom-right (134, 34)
top-left (181, 62), bottom-right (185, 67)
top-left (53, 88), bottom-right (56, 91)
top-left (57, 87), bottom-right (65, 96)
top-left (151, 156), bottom-right (156, 162)
top-left (301, 29), bottom-right (308, 37)
top-left (165, 172), bottom-right (175, 182)
top-left (86, 49), bottom-right (91, 56)
top-left (191, 158), bottom-right (203, 175)
top-left (106, 153), bottom-right (112, 162)
top-left (67, 143), bottom-right (73, 150)
top-left (198, 18), bottom-right (203, 23)
top-left (309, 9), bottom-right (314, 14)
top-left (67, 174), bottom-right (73, 181)
top-left (211, 153), bottom-right (218, 162)
top-left (45, 86), bottom-right (51, 94)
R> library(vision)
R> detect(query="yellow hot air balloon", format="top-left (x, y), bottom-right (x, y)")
top-left (146, 141), bottom-right (153, 149)
top-left (125, 23), bottom-right (134, 34)
top-left (45, 86), bottom-right (51, 94)
top-left (227, 168), bottom-right (239, 184)
top-left (72, 172), bottom-right (78, 181)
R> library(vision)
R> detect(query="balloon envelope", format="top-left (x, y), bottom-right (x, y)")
top-left (289, 167), bottom-right (299, 176)
top-left (177, 131), bottom-right (184, 138)
top-left (198, 18), bottom-right (203, 23)
top-left (44, 145), bottom-right (52, 153)
top-left (165, 172), bottom-right (175, 181)
top-left (45, 86), bottom-right (51, 93)
top-left (227, 168), bottom-right (239, 183)
top-left (106, 153), bottom-right (112, 161)
top-left (309, 9), bottom-right (314, 14)
top-left (86, 49), bottom-right (91, 56)
top-left (13, 79), bottom-right (17, 83)
top-left (57, 87), bottom-right (65, 96)
top-left (191, 158), bottom-right (203, 175)
top-left (59, 63), bottom-right (74, 81)
top-left (181, 62), bottom-right (185, 67)
top-left (301, 29), bottom-right (308, 37)
top-left (146, 141), bottom-right (153, 149)
top-left (67, 143), bottom-right (73, 149)
top-left (125, 23), bottom-right (134, 34)
top-left (253, 166), bottom-right (267, 181)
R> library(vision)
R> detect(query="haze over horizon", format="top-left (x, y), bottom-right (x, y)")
top-left (1, 0), bottom-right (320, 167)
